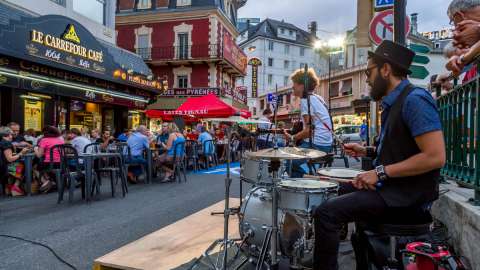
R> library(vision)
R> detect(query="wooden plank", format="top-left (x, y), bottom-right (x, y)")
top-left (93, 199), bottom-right (240, 270)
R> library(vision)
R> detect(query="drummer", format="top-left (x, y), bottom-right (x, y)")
top-left (312, 41), bottom-right (445, 270)
top-left (286, 68), bottom-right (333, 177)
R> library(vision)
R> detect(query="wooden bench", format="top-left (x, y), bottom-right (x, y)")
top-left (93, 199), bottom-right (240, 270)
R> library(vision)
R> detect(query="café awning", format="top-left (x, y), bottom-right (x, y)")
top-left (146, 94), bottom-right (238, 119)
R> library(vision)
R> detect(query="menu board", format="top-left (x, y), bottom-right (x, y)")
top-left (24, 100), bottom-right (43, 131)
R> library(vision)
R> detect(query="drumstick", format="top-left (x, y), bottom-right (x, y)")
top-left (304, 174), bottom-right (354, 184)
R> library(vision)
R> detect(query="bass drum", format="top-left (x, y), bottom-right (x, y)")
top-left (239, 187), bottom-right (314, 268)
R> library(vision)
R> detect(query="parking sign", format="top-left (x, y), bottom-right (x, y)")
top-left (267, 93), bottom-right (277, 104)
top-left (375, 0), bottom-right (393, 9)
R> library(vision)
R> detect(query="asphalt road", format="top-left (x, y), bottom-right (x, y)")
top-left (0, 158), bottom-right (359, 270)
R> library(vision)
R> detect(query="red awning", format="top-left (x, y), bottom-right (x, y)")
top-left (146, 94), bottom-right (238, 119)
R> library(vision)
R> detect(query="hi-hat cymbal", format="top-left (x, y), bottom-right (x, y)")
top-left (246, 147), bottom-right (327, 160)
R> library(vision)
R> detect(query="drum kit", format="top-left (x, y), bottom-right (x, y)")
top-left (190, 120), bottom-right (362, 270)
top-left (237, 148), bottom-right (362, 269)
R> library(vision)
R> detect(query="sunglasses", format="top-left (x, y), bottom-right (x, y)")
top-left (365, 65), bottom-right (377, 77)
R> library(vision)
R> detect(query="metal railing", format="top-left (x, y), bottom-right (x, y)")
top-left (437, 68), bottom-right (480, 202)
top-left (136, 44), bottom-right (220, 61)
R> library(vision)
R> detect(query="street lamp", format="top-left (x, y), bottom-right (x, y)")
top-left (314, 36), bottom-right (345, 115)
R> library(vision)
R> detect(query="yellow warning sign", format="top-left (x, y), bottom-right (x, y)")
top-left (62, 24), bottom-right (80, 44)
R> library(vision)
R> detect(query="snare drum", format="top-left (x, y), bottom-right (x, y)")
top-left (240, 157), bottom-right (286, 185)
top-left (277, 179), bottom-right (338, 215)
top-left (317, 167), bottom-right (363, 179)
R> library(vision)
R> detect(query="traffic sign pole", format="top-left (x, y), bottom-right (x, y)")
top-left (394, 0), bottom-right (407, 45)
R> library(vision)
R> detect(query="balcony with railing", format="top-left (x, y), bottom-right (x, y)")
top-left (437, 65), bottom-right (480, 202)
top-left (135, 43), bottom-right (247, 75)
top-left (136, 44), bottom-right (219, 62)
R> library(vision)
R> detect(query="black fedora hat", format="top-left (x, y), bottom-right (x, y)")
top-left (368, 40), bottom-right (415, 75)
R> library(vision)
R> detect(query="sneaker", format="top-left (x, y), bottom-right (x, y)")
top-left (11, 185), bottom-right (25, 196)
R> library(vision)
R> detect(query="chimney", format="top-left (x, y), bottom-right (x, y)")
top-left (410, 13), bottom-right (418, 35)
top-left (308, 21), bottom-right (317, 37)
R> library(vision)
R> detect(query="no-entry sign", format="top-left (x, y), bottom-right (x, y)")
top-left (369, 9), bottom-right (411, 45)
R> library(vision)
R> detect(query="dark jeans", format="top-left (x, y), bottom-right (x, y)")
top-left (128, 155), bottom-right (147, 176)
top-left (291, 142), bottom-right (332, 177)
top-left (313, 183), bottom-right (388, 270)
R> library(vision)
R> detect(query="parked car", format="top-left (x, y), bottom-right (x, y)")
top-left (334, 125), bottom-right (362, 143)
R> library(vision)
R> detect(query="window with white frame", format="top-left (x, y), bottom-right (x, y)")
top-left (177, 0), bottom-right (191, 7)
top-left (268, 74), bottom-right (273, 85)
top-left (137, 0), bottom-right (151, 9)
top-left (268, 41), bottom-right (274, 51)
top-left (300, 47), bottom-right (305, 56)
top-left (284, 60), bottom-right (289, 69)
top-left (177, 33), bottom-right (189, 59)
top-left (283, 76), bottom-right (289, 86)
top-left (284, 44), bottom-right (290, 54)
top-left (135, 25), bottom-right (153, 59)
top-left (178, 75), bottom-right (188, 88)
top-left (280, 28), bottom-right (285, 34)
top-left (289, 30), bottom-right (293, 36)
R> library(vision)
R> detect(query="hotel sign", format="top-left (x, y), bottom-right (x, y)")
top-left (248, 57), bottom-right (262, 98)
top-left (158, 88), bottom-right (222, 96)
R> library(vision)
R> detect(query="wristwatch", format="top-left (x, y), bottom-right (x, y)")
top-left (375, 165), bottom-right (388, 182)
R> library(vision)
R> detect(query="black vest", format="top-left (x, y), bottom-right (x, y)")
top-left (377, 84), bottom-right (440, 207)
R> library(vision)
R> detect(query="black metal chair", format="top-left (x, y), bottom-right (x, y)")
top-left (168, 141), bottom-right (187, 183)
top-left (57, 144), bottom-right (99, 203)
top-left (185, 140), bottom-right (199, 172)
top-left (85, 142), bottom-right (126, 197)
top-left (83, 142), bottom-right (101, 154)
top-left (115, 142), bottom-right (146, 183)
top-left (201, 139), bottom-right (218, 169)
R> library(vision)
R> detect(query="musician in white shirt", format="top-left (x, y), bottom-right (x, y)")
top-left (286, 68), bottom-right (333, 177)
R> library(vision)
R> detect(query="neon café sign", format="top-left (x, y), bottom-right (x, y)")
top-left (30, 24), bottom-right (162, 89)
top-left (31, 25), bottom-right (103, 63)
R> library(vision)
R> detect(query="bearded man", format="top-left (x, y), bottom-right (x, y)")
top-left (311, 40), bottom-right (446, 270)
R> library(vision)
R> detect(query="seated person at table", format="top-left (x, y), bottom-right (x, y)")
top-left (117, 129), bottom-right (131, 142)
top-left (126, 125), bottom-right (150, 183)
top-left (34, 126), bottom-right (64, 193)
top-left (0, 126), bottom-right (30, 196)
top-left (90, 128), bottom-right (101, 143)
top-left (96, 130), bottom-right (115, 151)
top-left (156, 123), bottom-right (169, 145)
top-left (156, 123), bottom-right (185, 181)
top-left (8, 122), bottom-right (32, 148)
top-left (24, 128), bottom-right (38, 146)
top-left (68, 128), bottom-right (92, 154)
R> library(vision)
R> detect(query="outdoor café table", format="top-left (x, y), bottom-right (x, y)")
top-left (22, 152), bottom-right (35, 196)
top-left (146, 148), bottom-right (158, 183)
top-left (78, 152), bottom-right (123, 201)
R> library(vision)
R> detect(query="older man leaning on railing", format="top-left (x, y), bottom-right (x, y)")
top-left (427, 0), bottom-right (480, 203)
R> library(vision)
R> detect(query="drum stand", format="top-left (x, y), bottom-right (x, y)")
top-left (189, 126), bottom-right (245, 270)
top-left (253, 157), bottom-right (282, 270)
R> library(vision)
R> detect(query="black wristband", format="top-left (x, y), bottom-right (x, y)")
top-left (366, 146), bottom-right (376, 158)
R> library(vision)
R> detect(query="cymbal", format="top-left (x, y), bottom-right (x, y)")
top-left (246, 147), bottom-right (327, 160)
